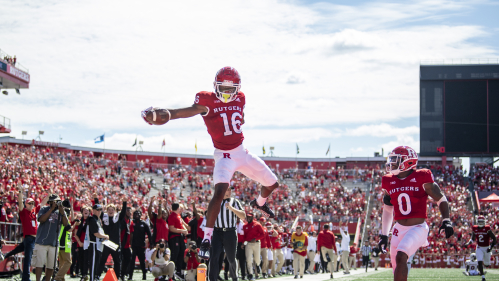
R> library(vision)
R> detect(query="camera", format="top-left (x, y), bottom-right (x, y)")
top-left (56, 199), bottom-right (71, 208)
top-left (191, 244), bottom-right (197, 250)
top-left (159, 243), bottom-right (165, 249)
top-left (186, 252), bottom-right (191, 258)
top-left (292, 242), bottom-right (299, 250)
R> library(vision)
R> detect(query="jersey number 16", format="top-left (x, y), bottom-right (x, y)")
top-left (220, 112), bottom-right (243, 136)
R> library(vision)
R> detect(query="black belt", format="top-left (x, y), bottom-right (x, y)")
top-left (214, 227), bottom-right (236, 232)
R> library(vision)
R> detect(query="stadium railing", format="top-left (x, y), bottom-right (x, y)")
top-left (0, 222), bottom-right (22, 244)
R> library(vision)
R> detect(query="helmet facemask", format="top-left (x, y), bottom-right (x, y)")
top-left (385, 147), bottom-right (418, 175)
top-left (477, 217), bottom-right (485, 227)
top-left (214, 80), bottom-right (240, 103)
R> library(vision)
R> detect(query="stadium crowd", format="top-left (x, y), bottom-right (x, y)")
top-left (2, 55), bottom-right (16, 67)
top-left (1, 144), bottom-right (499, 281)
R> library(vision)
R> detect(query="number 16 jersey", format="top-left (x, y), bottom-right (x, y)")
top-left (381, 169), bottom-right (434, 221)
top-left (194, 91), bottom-right (245, 150)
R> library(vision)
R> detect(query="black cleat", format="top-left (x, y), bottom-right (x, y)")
top-left (199, 239), bottom-right (211, 259)
top-left (250, 199), bottom-right (275, 218)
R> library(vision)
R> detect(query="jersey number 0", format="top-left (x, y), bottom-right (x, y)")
top-left (398, 193), bottom-right (412, 215)
top-left (220, 112), bottom-right (243, 136)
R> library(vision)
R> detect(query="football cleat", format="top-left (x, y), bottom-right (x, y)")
top-left (199, 239), bottom-right (211, 259)
top-left (249, 199), bottom-right (275, 218)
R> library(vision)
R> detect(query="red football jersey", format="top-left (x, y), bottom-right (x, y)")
top-left (194, 91), bottom-right (245, 150)
top-left (381, 169), bottom-right (434, 220)
top-left (472, 225), bottom-right (491, 247)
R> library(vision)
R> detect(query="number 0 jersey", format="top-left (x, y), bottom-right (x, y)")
top-left (194, 91), bottom-right (245, 150)
top-left (472, 225), bottom-right (491, 247)
top-left (381, 169), bottom-right (434, 221)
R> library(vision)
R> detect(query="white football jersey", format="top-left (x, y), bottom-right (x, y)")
top-left (465, 260), bottom-right (479, 275)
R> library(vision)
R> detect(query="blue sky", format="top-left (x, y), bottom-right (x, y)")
top-left (0, 0), bottom-right (498, 158)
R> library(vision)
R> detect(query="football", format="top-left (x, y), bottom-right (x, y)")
top-left (143, 107), bottom-right (171, 125)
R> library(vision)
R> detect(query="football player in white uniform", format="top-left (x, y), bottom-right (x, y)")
top-left (464, 253), bottom-right (480, 276)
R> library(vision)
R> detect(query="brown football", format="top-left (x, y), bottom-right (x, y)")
top-left (145, 108), bottom-right (171, 125)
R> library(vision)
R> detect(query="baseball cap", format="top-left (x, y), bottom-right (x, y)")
top-left (259, 217), bottom-right (266, 222)
top-left (26, 198), bottom-right (35, 204)
top-left (92, 204), bottom-right (103, 211)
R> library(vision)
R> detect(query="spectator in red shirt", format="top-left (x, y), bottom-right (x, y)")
top-left (168, 203), bottom-right (190, 278)
top-left (148, 197), bottom-right (169, 243)
top-left (184, 240), bottom-right (201, 281)
top-left (243, 213), bottom-right (264, 280)
top-left (349, 243), bottom-right (359, 270)
top-left (18, 184), bottom-right (38, 281)
top-left (317, 224), bottom-right (337, 278)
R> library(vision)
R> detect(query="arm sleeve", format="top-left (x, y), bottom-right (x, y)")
top-left (234, 199), bottom-right (243, 210)
top-left (194, 92), bottom-right (210, 116)
top-left (304, 236), bottom-right (308, 247)
top-left (145, 223), bottom-right (152, 239)
top-left (89, 218), bottom-right (98, 235)
top-left (119, 201), bottom-right (127, 221)
top-left (382, 205), bottom-right (394, 235)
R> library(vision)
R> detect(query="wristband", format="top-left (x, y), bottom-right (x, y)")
top-left (437, 195), bottom-right (448, 206)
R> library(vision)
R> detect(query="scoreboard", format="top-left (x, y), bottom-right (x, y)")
top-left (420, 64), bottom-right (499, 156)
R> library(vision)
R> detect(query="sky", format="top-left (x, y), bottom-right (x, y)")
top-left (1, 0), bottom-right (498, 158)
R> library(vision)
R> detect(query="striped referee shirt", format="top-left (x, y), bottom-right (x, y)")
top-left (361, 245), bottom-right (371, 257)
top-left (214, 198), bottom-right (243, 229)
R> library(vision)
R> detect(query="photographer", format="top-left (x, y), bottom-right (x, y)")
top-left (151, 239), bottom-right (175, 281)
top-left (184, 241), bottom-right (201, 281)
top-left (32, 194), bottom-right (69, 281)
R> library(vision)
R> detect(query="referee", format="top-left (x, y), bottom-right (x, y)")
top-left (209, 187), bottom-right (246, 281)
top-left (360, 240), bottom-right (371, 272)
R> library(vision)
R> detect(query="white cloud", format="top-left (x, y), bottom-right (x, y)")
top-left (345, 123), bottom-right (419, 137)
top-left (380, 135), bottom-right (421, 154)
top-left (0, 0), bottom-right (496, 156)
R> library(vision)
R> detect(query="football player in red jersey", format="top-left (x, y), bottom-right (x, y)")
top-left (377, 146), bottom-right (454, 281)
top-left (464, 216), bottom-right (497, 281)
top-left (141, 67), bottom-right (279, 260)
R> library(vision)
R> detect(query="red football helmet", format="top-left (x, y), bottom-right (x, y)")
top-left (386, 146), bottom-right (418, 175)
top-left (213, 66), bottom-right (241, 103)
top-left (477, 216), bottom-right (486, 227)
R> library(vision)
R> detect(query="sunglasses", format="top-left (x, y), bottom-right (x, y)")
top-left (27, 202), bottom-right (35, 205)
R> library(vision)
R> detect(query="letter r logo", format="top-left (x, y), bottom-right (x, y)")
top-left (393, 228), bottom-right (399, 237)
top-left (223, 153), bottom-right (231, 159)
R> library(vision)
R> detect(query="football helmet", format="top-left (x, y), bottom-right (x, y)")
top-left (477, 216), bottom-right (486, 227)
top-left (213, 66), bottom-right (241, 103)
top-left (386, 146), bottom-right (418, 175)
top-left (470, 253), bottom-right (477, 262)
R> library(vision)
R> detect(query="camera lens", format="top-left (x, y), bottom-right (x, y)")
top-left (159, 243), bottom-right (165, 248)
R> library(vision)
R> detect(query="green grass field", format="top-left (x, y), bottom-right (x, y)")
top-left (28, 268), bottom-right (499, 281)
top-left (322, 268), bottom-right (499, 281)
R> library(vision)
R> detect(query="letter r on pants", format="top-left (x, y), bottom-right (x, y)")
top-left (223, 153), bottom-right (231, 159)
